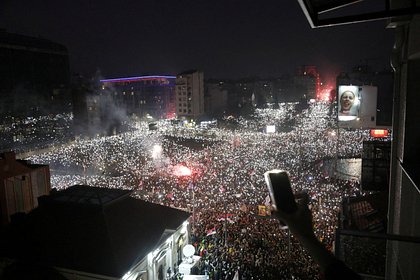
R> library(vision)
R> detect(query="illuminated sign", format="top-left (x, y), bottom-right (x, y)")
top-left (266, 125), bottom-right (276, 133)
top-left (338, 85), bottom-right (378, 129)
top-left (370, 129), bottom-right (389, 138)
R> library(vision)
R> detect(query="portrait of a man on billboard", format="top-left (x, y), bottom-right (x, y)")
top-left (338, 85), bottom-right (360, 121)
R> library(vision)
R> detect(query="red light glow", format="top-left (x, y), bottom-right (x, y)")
top-left (318, 84), bottom-right (335, 102)
top-left (370, 129), bottom-right (388, 138)
top-left (173, 165), bottom-right (192, 177)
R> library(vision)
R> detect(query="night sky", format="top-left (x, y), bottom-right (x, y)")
top-left (1, 0), bottom-right (395, 80)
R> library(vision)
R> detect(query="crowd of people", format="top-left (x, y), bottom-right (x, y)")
top-left (26, 102), bottom-right (388, 279)
top-left (0, 113), bottom-right (74, 153)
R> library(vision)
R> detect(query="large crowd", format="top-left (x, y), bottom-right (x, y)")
top-left (26, 102), bottom-right (389, 279)
top-left (0, 113), bottom-right (74, 153)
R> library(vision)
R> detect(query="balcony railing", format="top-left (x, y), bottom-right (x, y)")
top-left (335, 229), bottom-right (420, 279)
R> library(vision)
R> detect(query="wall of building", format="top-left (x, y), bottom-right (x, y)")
top-left (205, 83), bottom-right (228, 117)
top-left (0, 30), bottom-right (71, 115)
top-left (176, 71), bottom-right (204, 119)
top-left (0, 152), bottom-right (51, 225)
top-left (387, 13), bottom-right (420, 280)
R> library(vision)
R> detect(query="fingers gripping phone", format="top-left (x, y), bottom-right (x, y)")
top-left (264, 170), bottom-right (297, 214)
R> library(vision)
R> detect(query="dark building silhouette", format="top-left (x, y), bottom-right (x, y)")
top-left (0, 29), bottom-right (71, 115)
top-left (0, 151), bottom-right (51, 226)
top-left (101, 75), bottom-right (177, 120)
top-left (71, 74), bottom-right (91, 136)
top-left (0, 185), bottom-right (191, 279)
top-left (294, 65), bottom-right (321, 101)
top-left (71, 74), bottom-right (131, 137)
top-left (205, 75), bottom-right (299, 118)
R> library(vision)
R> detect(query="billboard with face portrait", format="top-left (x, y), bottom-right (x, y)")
top-left (338, 85), bottom-right (360, 122)
top-left (338, 85), bottom-right (378, 129)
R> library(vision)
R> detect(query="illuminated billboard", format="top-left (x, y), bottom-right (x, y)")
top-left (338, 85), bottom-right (360, 122)
top-left (338, 85), bottom-right (378, 129)
top-left (266, 125), bottom-right (276, 133)
top-left (370, 129), bottom-right (389, 138)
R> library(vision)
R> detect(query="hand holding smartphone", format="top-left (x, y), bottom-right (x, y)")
top-left (264, 169), bottom-right (297, 214)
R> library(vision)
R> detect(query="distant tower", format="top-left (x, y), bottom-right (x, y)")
top-left (175, 70), bottom-right (204, 119)
top-left (0, 151), bottom-right (51, 225)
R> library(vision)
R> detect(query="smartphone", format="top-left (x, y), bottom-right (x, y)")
top-left (264, 169), bottom-right (297, 214)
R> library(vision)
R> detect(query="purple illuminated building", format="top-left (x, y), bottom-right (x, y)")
top-left (101, 75), bottom-right (176, 119)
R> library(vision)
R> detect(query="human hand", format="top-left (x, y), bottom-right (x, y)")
top-left (272, 192), bottom-right (316, 240)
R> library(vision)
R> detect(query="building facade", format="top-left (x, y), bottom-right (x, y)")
top-left (294, 65), bottom-right (321, 100)
top-left (0, 151), bottom-right (51, 225)
top-left (205, 82), bottom-right (228, 117)
top-left (0, 29), bottom-right (71, 115)
top-left (387, 11), bottom-right (420, 280)
top-left (101, 75), bottom-right (177, 120)
top-left (175, 70), bottom-right (204, 119)
top-left (0, 185), bottom-right (192, 280)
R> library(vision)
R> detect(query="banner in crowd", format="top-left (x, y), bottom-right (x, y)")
top-left (258, 205), bottom-right (272, 216)
top-left (206, 227), bottom-right (217, 236)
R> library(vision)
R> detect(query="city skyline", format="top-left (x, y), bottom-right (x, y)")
top-left (1, 0), bottom-right (395, 80)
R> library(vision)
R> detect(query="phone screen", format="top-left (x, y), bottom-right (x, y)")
top-left (265, 170), bottom-right (297, 213)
